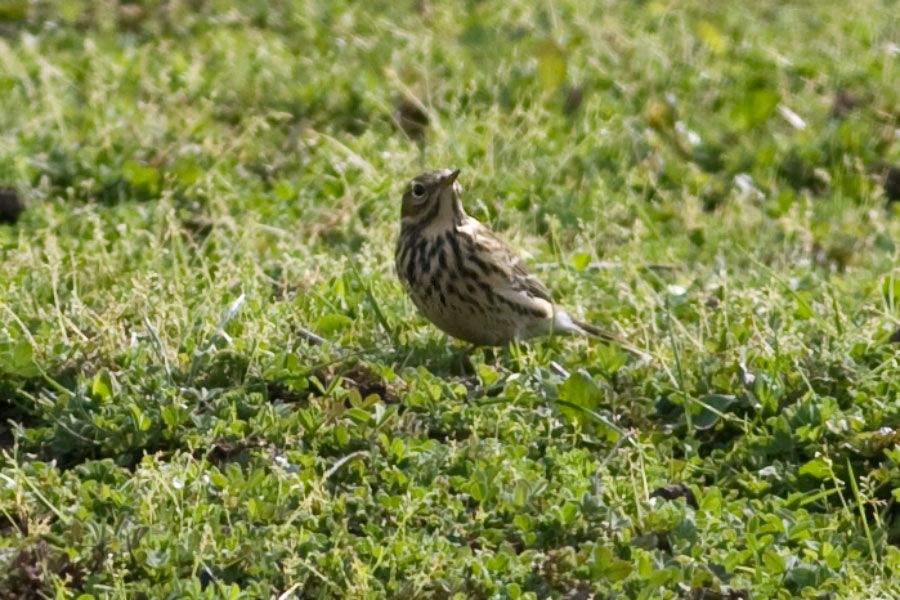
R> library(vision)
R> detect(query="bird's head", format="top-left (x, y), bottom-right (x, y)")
top-left (400, 168), bottom-right (462, 228)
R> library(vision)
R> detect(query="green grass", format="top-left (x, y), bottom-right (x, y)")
top-left (1, 0), bottom-right (899, 597)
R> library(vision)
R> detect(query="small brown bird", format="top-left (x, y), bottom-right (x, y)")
top-left (395, 168), bottom-right (624, 347)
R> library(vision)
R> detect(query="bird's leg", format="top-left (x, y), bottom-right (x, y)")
top-left (481, 345), bottom-right (497, 365)
top-left (503, 339), bottom-right (526, 371)
top-left (450, 342), bottom-right (477, 377)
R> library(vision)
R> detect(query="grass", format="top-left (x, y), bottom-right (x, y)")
top-left (0, 0), bottom-right (899, 597)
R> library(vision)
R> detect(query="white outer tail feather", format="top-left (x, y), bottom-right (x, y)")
top-left (551, 310), bottom-right (652, 361)
top-left (552, 311), bottom-right (583, 335)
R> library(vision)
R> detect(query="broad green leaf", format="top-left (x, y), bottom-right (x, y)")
top-left (129, 404), bottom-right (152, 431)
top-left (697, 21), bottom-right (729, 54)
top-left (346, 407), bottom-right (372, 425)
top-left (596, 343), bottom-right (626, 375)
top-left (570, 253), bottom-right (591, 271)
top-left (314, 314), bottom-right (353, 334)
top-left (731, 88), bottom-right (780, 129)
top-left (477, 363), bottom-right (499, 385)
top-left (559, 370), bottom-right (602, 409)
top-left (297, 408), bottom-right (320, 434)
top-left (122, 160), bottom-right (160, 194)
top-left (0, 338), bottom-right (38, 377)
top-left (559, 501), bottom-right (579, 524)
top-left (693, 394), bottom-right (737, 430)
top-left (799, 457), bottom-right (832, 480)
top-left (161, 405), bottom-right (180, 429)
top-left (13, 339), bottom-right (35, 374)
top-left (91, 369), bottom-right (113, 402)
top-left (593, 546), bottom-right (633, 581)
top-left (536, 39), bottom-right (567, 93)
top-left (763, 549), bottom-right (786, 574)
top-left (209, 470), bottom-right (228, 489)
top-left (58, 0), bottom-right (83, 22)
top-left (699, 486), bottom-right (722, 514)
top-left (512, 480), bottom-right (530, 508)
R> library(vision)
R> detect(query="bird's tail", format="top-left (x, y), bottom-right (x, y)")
top-left (573, 319), bottom-right (653, 361)
top-left (554, 311), bottom-right (652, 360)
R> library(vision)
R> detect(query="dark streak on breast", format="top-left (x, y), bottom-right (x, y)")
top-left (428, 235), bottom-right (445, 262)
top-left (403, 233), bottom-right (419, 284)
top-left (416, 237), bottom-right (429, 276)
top-left (446, 230), bottom-right (477, 278)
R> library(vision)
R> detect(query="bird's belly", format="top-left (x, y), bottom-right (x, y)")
top-left (409, 289), bottom-right (546, 346)
top-left (414, 297), bottom-right (512, 345)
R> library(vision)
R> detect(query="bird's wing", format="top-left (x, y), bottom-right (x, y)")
top-left (459, 218), bottom-right (555, 313)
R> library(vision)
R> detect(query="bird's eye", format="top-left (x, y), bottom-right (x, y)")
top-left (412, 183), bottom-right (426, 197)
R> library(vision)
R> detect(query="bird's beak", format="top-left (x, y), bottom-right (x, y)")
top-left (440, 168), bottom-right (461, 189)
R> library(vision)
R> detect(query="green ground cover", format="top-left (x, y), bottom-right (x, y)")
top-left (1, 0), bottom-right (899, 597)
